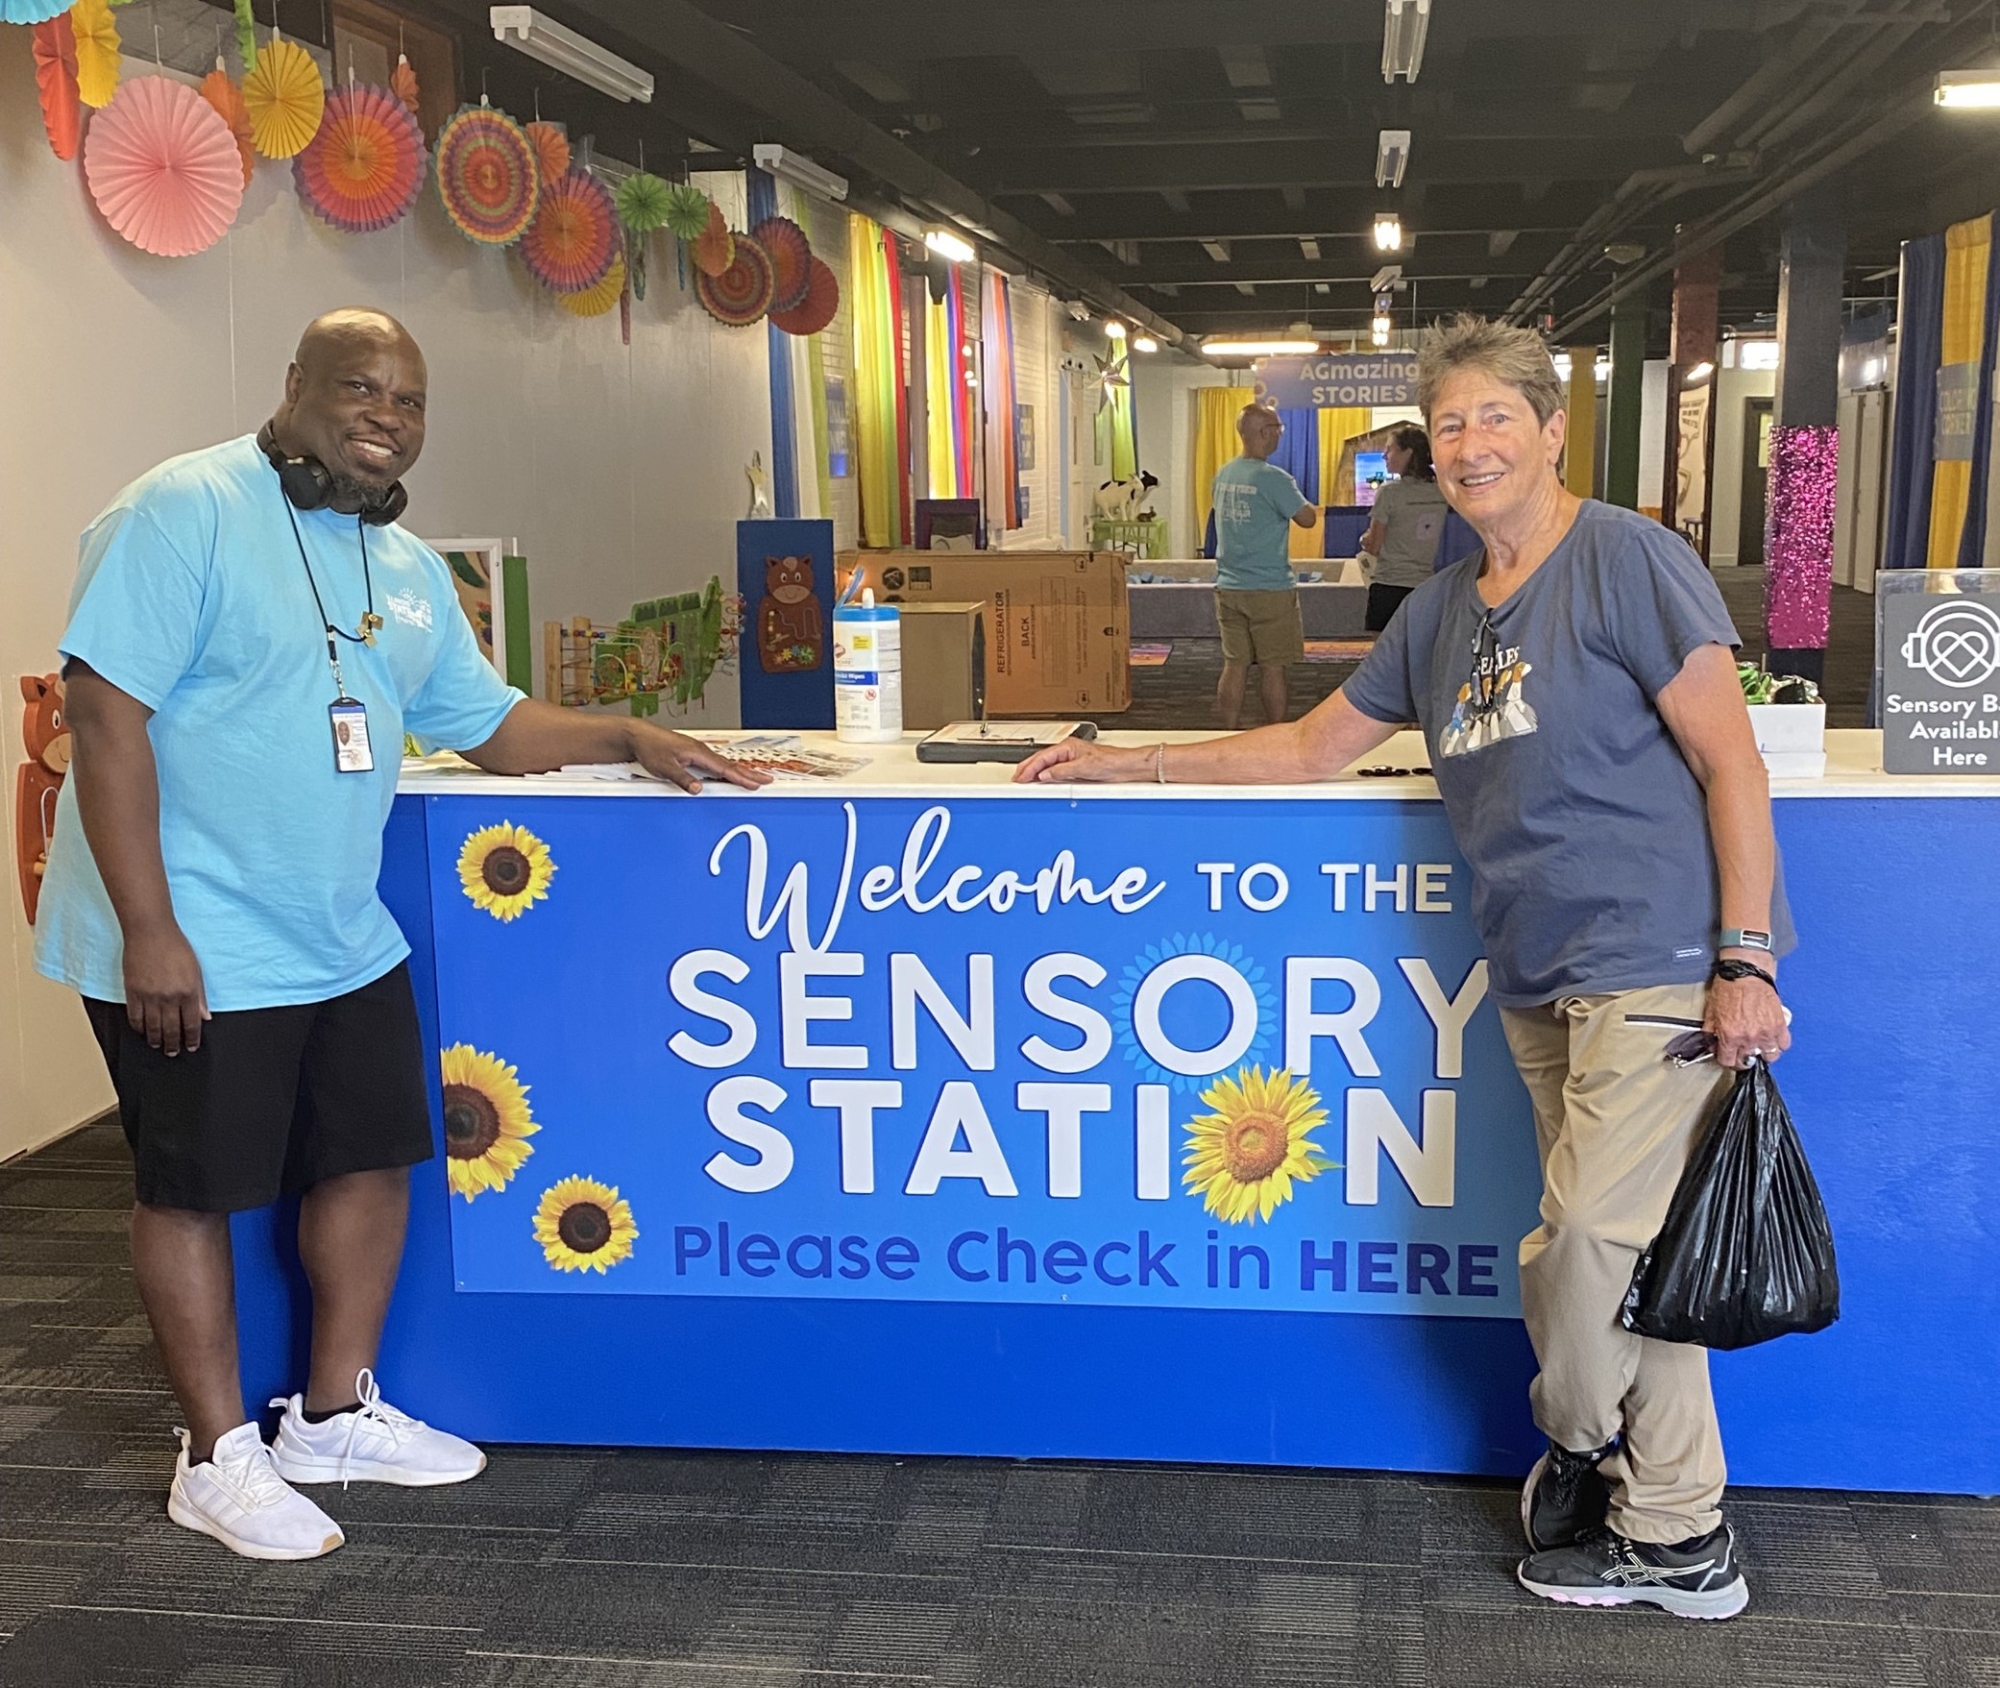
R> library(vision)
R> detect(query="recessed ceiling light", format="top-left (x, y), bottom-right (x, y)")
top-left (1374, 212), bottom-right (1403, 252)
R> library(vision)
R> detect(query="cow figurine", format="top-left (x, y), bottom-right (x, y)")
top-left (1093, 469), bottom-right (1160, 522)
top-left (16, 673), bottom-right (70, 925)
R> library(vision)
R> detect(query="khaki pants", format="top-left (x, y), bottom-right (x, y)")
top-left (1500, 983), bottom-right (1734, 1544)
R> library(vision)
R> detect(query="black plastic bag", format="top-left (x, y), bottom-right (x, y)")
top-left (1621, 1060), bottom-right (1840, 1350)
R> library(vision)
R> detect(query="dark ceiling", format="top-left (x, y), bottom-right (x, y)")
top-left (408, 0), bottom-right (2000, 352)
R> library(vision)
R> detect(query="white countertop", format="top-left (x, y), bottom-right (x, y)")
top-left (397, 728), bottom-right (2000, 802)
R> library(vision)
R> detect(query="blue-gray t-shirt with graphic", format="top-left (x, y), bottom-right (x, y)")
top-left (1212, 455), bottom-right (1309, 592)
top-left (1342, 499), bottom-right (1794, 1005)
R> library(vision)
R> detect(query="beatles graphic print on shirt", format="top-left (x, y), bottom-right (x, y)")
top-left (1440, 609), bottom-right (1538, 757)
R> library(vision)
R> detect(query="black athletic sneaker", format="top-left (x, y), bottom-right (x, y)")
top-left (1520, 1437), bottom-right (1614, 1551)
top-left (1517, 1524), bottom-right (1749, 1621)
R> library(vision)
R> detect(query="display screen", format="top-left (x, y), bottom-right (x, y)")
top-left (1356, 452), bottom-right (1390, 506)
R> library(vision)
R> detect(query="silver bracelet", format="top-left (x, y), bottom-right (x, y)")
top-left (1155, 742), bottom-right (1167, 784)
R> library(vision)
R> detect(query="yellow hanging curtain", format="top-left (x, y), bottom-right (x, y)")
top-left (848, 212), bottom-right (902, 548)
top-left (1927, 213), bottom-right (1992, 568)
top-left (1193, 387), bottom-right (1248, 545)
top-left (925, 295), bottom-right (957, 499)
top-left (1318, 407), bottom-right (1371, 505)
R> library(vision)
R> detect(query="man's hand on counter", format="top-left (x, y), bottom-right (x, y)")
top-left (461, 699), bottom-right (771, 791)
top-left (630, 723), bottom-right (772, 793)
top-left (1014, 740), bottom-right (1152, 784)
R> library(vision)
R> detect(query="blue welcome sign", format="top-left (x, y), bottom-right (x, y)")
top-left (429, 794), bottom-right (1541, 1318)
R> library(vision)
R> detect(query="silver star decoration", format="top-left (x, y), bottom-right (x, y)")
top-left (1094, 352), bottom-right (1130, 414)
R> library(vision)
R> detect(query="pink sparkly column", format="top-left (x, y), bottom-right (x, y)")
top-left (1763, 424), bottom-right (1839, 654)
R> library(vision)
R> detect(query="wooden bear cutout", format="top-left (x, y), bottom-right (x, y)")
top-left (758, 554), bottom-right (822, 674)
top-left (17, 674), bottom-right (70, 925)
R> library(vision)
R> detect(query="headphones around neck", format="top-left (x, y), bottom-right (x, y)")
top-left (257, 422), bottom-right (408, 527)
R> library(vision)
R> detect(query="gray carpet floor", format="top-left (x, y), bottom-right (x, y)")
top-left (4, 1118), bottom-right (1999, 1686)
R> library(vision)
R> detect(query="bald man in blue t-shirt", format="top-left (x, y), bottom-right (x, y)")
top-left (1210, 404), bottom-right (1319, 727)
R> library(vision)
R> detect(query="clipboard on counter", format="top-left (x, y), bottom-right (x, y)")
top-left (914, 720), bottom-right (1099, 764)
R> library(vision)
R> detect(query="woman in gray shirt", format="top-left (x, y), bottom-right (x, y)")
top-left (1361, 425), bottom-right (1450, 630)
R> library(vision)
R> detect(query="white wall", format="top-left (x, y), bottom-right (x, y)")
top-left (1130, 355), bottom-right (1248, 558)
top-left (1709, 366), bottom-right (1778, 567)
top-left (0, 47), bottom-right (773, 1158)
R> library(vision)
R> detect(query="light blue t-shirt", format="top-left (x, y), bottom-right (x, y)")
top-left (35, 435), bottom-right (523, 1011)
top-left (1211, 455), bottom-right (1309, 593)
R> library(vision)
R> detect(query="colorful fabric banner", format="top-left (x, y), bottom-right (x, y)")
top-left (1927, 214), bottom-right (1991, 569)
top-left (982, 271), bottom-right (1020, 529)
top-left (847, 212), bottom-right (904, 548)
top-left (1319, 407), bottom-right (1371, 504)
top-left (1193, 387), bottom-right (1249, 543)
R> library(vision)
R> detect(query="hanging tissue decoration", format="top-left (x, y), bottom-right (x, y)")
top-left (200, 63), bottom-right (255, 187)
top-left (83, 74), bottom-right (246, 257)
top-left (32, 15), bottom-right (81, 161)
top-left (71, 0), bottom-right (121, 109)
top-left (3, 0), bottom-right (73, 24)
top-left (769, 255), bottom-right (839, 337)
top-left (751, 215), bottom-right (812, 312)
top-left (558, 250), bottom-right (625, 318)
top-left (242, 36), bottom-right (324, 160)
top-left (696, 233), bottom-right (775, 326)
top-left (435, 104), bottom-right (540, 245)
top-left (391, 52), bottom-right (419, 114)
top-left (691, 199), bottom-right (734, 277)
top-left (232, 0), bottom-right (256, 72)
top-left (523, 120), bottom-right (569, 184)
top-left (294, 83), bottom-right (427, 233)
top-left (660, 182), bottom-right (711, 241)
top-left (614, 171), bottom-right (673, 234)
top-left (521, 168), bottom-right (619, 293)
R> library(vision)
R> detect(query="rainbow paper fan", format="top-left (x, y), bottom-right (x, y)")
top-left (242, 36), bottom-right (324, 160)
top-left (521, 168), bottom-right (619, 293)
top-left (770, 256), bottom-right (840, 337)
top-left (435, 105), bottom-right (539, 245)
top-left (32, 15), bottom-right (81, 161)
top-left (616, 171), bottom-right (673, 234)
top-left (558, 250), bottom-right (625, 318)
top-left (390, 53), bottom-right (419, 114)
top-left (83, 74), bottom-right (246, 258)
top-left (752, 215), bottom-right (812, 312)
top-left (294, 83), bottom-right (427, 233)
top-left (4, 0), bottom-right (72, 23)
top-left (524, 120), bottom-right (569, 184)
top-left (201, 64), bottom-right (254, 187)
top-left (71, 0), bottom-right (120, 109)
top-left (660, 181), bottom-right (710, 241)
top-left (697, 233), bottom-right (775, 326)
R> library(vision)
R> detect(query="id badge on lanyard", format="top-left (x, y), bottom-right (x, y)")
top-left (330, 697), bottom-right (375, 773)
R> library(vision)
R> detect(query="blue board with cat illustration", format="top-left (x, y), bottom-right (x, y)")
top-left (737, 518), bottom-right (834, 729)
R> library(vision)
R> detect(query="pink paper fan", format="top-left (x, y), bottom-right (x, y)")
top-left (293, 83), bottom-right (427, 233)
top-left (83, 75), bottom-right (246, 258)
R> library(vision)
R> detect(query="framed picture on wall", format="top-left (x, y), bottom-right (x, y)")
top-left (1017, 402), bottom-right (1036, 472)
top-left (427, 537), bottom-right (516, 686)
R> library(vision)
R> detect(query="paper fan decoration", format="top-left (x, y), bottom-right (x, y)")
top-left (524, 120), bottom-right (569, 184)
top-left (660, 182), bottom-right (711, 241)
top-left (697, 233), bottom-right (775, 326)
top-left (201, 64), bottom-right (254, 187)
top-left (84, 75), bottom-right (246, 257)
top-left (391, 53), bottom-right (419, 114)
top-left (770, 256), bottom-right (840, 337)
top-left (616, 171), bottom-right (672, 234)
top-left (294, 83), bottom-right (427, 233)
top-left (435, 105), bottom-right (539, 245)
top-left (521, 168), bottom-right (619, 294)
top-left (232, 0), bottom-right (256, 73)
top-left (242, 36), bottom-right (324, 160)
top-left (71, 0), bottom-right (120, 109)
top-left (558, 251), bottom-right (625, 318)
top-left (691, 201), bottom-right (734, 277)
top-left (753, 215), bottom-right (812, 312)
top-left (4, 0), bottom-right (72, 24)
top-left (32, 16), bottom-right (81, 161)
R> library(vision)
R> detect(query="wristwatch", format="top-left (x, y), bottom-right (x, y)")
top-left (1718, 927), bottom-right (1773, 952)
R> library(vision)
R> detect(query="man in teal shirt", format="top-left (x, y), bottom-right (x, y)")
top-left (1210, 404), bottom-right (1319, 727)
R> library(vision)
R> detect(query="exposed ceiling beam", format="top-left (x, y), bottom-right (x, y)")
top-left (1217, 44), bottom-right (1273, 89)
top-left (1039, 192), bottom-right (1075, 216)
top-left (1201, 240), bottom-right (1233, 263)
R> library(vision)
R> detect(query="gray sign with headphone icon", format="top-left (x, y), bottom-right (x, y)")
top-left (1881, 592), bottom-right (2000, 773)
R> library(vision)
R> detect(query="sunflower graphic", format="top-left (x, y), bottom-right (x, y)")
top-left (439, 1044), bottom-right (538, 1199)
top-left (533, 1176), bottom-right (639, 1275)
top-left (1182, 1066), bottom-right (1335, 1225)
top-left (457, 821), bottom-right (556, 921)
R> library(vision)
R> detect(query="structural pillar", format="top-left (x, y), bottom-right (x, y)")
top-left (1563, 345), bottom-right (1598, 499)
top-left (1663, 245), bottom-right (1721, 555)
top-left (1604, 290), bottom-right (1647, 510)
top-left (1767, 182), bottom-right (1846, 684)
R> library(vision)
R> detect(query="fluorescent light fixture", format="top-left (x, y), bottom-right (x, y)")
top-left (751, 143), bottom-right (848, 202)
top-left (1132, 334), bottom-right (1160, 354)
top-left (1370, 263), bottom-right (1403, 293)
top-left (1936, 69), bottom-right (2000, 108)
top-left (1737, 338), bottom-right (1781, 371)
top-left (1373, 212), bottom-right (1403, 251)
top-left (924, 228), bottom-right (976, 264)
top-left (1103, 319), bottom-right (1127, 338)
top-left (1376, 128), bottom-right (1411, 189)
top-left (1382, 0), bottom-right (1431, 84)
top-left (490, 8), bottom-right (653, 103)
top-left (1200, 338), bottom-right (1321, 358)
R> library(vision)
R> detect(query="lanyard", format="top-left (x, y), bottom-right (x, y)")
top-left (278, 488), bottom-right (383, 701)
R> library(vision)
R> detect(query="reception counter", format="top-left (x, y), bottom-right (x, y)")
top-left (233, 731), bottom-right (2000, 1494)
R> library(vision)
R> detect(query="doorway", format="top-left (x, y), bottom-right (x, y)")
top-left (1739, 398), bottom-right (1774, 566)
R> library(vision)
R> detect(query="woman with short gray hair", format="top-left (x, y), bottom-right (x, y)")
top-left (1018, 313), bottom-right (1792, 1621)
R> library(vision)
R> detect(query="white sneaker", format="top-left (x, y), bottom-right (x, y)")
top-left (268, 1368), bottom-right (487, 1488)
top-left (166, 1422), bottom-right (346, 1561)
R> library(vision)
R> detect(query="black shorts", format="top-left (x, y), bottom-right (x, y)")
top-left (85, 962), bottom-right (434, 1213)
top-left (1365, 581), bottom-right (1416, 632)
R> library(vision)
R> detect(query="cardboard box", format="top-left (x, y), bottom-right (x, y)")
top-left (839, 550), bottom-right (1130, 715)
top-left (898, 601), bottom-right (986, 730)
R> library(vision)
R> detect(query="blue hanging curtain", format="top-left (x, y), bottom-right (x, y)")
top-left (747, 167), bottom-right (799, 520)
top-left (1273, 406), bottom-right (1320, 505)
top-left (1884, 233), bottom-right (1944, 569)
top-left (1960, 220), bottom-right (2000, 568)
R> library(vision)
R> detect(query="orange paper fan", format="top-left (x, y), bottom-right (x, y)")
top-left (391, 52), bottom-right (420, 114)
top-left (691, 200), bottom-right (734, 277)
top-left (201, 65), bottom-right (254, 187)
top-left (32, 15), bottom-right (81, 161)
top-left (84, 75), bottom-right (246, 257)
top-left (524, 120), bottom-right (569, 183)
top-left (242, 36), bottom-right (325, 160)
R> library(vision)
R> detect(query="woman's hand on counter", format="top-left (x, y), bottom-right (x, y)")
top-left (631, 724), bottom-right (774, 793)
top-left (1014, 740), bottom-right (1152, 784)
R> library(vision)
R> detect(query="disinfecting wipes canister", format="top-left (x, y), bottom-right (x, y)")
top-left (833, 588), bottom-right (903, 743)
